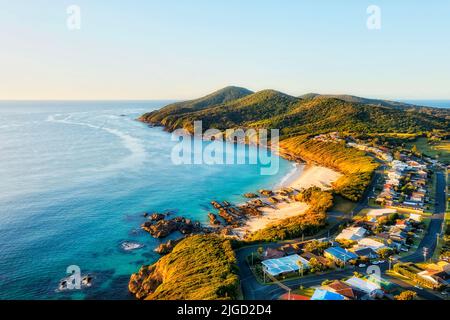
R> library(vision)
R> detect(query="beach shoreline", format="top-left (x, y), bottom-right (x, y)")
top-left (234, 163), bottom-right (342, 238)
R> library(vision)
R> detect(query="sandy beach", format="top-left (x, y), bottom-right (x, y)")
top-left (282, 164), bottom-right (342, 190)
top-left (235, 164), bottom-right (342, 238)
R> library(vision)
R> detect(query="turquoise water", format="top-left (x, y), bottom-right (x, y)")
top-left (0, 101), bottom-right (293, 300)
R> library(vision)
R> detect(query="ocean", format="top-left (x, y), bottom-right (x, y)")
top-left (402, 100), bottom-right (450, 109)
top-left (0, 101), bottom-right (294, 300)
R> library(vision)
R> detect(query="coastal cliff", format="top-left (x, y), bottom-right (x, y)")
top-left (129, 235), bottom-right (240, 300)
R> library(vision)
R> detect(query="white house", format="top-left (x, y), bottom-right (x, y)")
top-left (336, 227), bottom-right (367, 241)
top-left (344, 276), bottom-right (380, 294)
top-left (357, 238), bottom-right (387, 252)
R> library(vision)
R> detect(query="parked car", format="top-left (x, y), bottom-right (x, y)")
top-left (400, 248), bottom-right (409, 252)
top-left (414, 285), bottom-right (423, 290)
top-left (358, 264), bottom-right (367, 268)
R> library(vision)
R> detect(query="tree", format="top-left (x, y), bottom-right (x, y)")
top-left (411, 145), bottom-right (422, 157)
top-left (296, 260), bottom-right (304, 277)
top-left (257, 247), bottom-right (264, 257)
top-left (378, 248), bottom-right (394, 259)
top-left (395, 290), bottom-right (417, 300)
top-left (309, 257), bottom-right (325, 273)
top-left (304, 240), bottom-right (330, 254)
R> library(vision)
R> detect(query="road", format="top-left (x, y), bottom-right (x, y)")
top-left (236, 170), bottom-right (447, 300)
top-left (400, 171), bottom-right (446, 263)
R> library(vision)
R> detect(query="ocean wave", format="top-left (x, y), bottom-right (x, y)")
top-left (276, 162), bottom-right (303, 189)
top-left (46, 113), bottom-right (147, 171)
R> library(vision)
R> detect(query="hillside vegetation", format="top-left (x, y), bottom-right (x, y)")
top-left (141, 87), bottom-right (449, 136)
top-left (281, 136), bottom-right (379, 201)
top-left (129, 235), bottom-right (239, 300)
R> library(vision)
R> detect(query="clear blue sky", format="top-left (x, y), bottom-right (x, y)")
top-left (0, 0), bottom-right (449, 100)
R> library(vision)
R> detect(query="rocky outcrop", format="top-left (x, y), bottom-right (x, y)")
top-left (148, 213), bottom-right (166, 222)
top-left (129, 264), bottom-right (161, 300)
top-left (154, 238), bottom-right (183, 255)
top-left (208, 213), bottom-right (221, 226)
top-left (244, 193), bottom-right (258, 198)
top-left (142, 216), bottom-right (208, 238)
top-left (129, 235), bottom-right (240, 300)
top-left (259, 189), bottom-right (273, 197)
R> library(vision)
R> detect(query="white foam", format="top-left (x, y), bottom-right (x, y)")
top-left (46, 113), bottom-right (147, 171)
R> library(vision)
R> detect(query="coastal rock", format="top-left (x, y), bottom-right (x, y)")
top-left (142, 216), bottom-right (208, 238)
top-left (259, 189), bottom-right (273, 197)
top-left (154, 239), bottom-right (183, 255)
top-left (148, 213), bottom-right (165, 221)
top-left (244, 193), bottom-right (258, 199)
top-left (208, 213), bottom-right (221, 226)
top-left (129, 264), bottom-right (161, 300)
top-left (267, 197), bottom-right (279, 204)
top-left (211, 201), bottom-right (223, 209)
top-left (142, 219), bottom-right (178, 238)
top-left (58, 274), bottom-right (93, 291)
top-left (220, 227), bottom-right (234, 236)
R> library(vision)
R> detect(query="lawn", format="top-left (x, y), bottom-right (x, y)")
top-left (406, 137), bottom-right (450, 164)
top-left (331, 195), bottom-right (358, 214)
top-left (293, 287), bottom-right (315, 298)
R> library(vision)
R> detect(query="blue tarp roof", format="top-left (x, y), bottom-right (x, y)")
top-left (311, 289), bottom-right (345, 301)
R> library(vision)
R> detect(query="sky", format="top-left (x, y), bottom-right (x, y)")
top-left (0, 0), bottom-right (449, 100)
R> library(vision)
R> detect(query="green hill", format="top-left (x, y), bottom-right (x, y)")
top-left (141, 87), bottom-right (449, 136)
top-left (299, 93), bottom-right (449, 119)
top-left (139, 86), bottom-right (253, 124)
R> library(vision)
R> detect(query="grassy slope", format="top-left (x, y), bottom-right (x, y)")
top-left (280, 136), bottom-right (379, 201)
top-left (406, 137), bottom-right (450, 164)
top-left (129, 235), bottom-right (240, 300)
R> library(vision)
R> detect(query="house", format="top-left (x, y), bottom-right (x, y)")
top-left (336, 227), bottom-right (367, 241)
top-left (366, 274), bottom-right (395, 292)
top-left (388, 228), bottom-right (408, 244)
top-left (344, 276), bottom-right (380, 294)
top-left (280, 293), bottom-right (310, 301)
top-left (352, 247), bottom-right (379, 260)
top-left (357, 238), bottom-right (387, 252)
top-left (323, 280), bottom-right (363, 300)
top-left (261, 254), bottom-right (310, 276)
top-left (366, 208), bottom-right (397, 221)
top-left (311, 289), bottom-right (345, 301)
top-left (409, 213), bottom-right (423, 222)
top-left (324, 247), bottom-right (358, 264)
top-left (301, 252), bottom-right (329, 266)
top-left (395, 220), bottom-right (412, 231)
top-left (280, 244), bottom-right (301, 256)
top-left (263, 248), bottom-right (285, 260)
